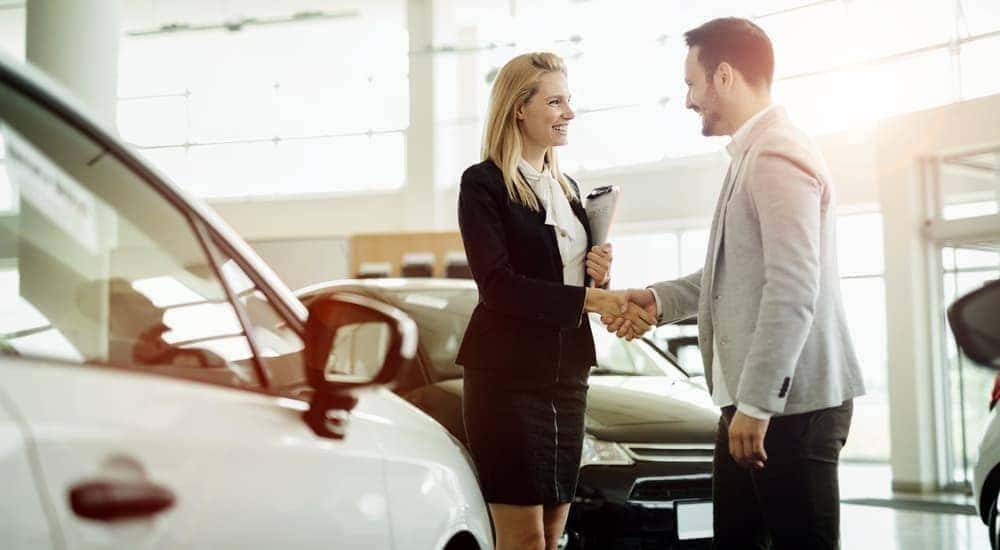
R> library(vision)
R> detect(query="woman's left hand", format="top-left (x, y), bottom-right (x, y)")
top-left (586, 243), bottom-right (612, 287)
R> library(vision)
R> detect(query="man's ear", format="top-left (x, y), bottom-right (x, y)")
top-left (715, 62), bottom-right (734, 91)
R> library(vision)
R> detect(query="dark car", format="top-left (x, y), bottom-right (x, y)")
top-left (298, 279), bottom-right (719, 549)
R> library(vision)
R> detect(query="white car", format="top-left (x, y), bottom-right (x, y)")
top-left (949, 280), bottom-right (1000, 548)
top-left (975, 407), bottom-right (1000, 549)
top-left (0, 51), bottom-right (492, 550)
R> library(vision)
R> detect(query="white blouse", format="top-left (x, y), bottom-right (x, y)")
top-left (518, 159), bottom-right (588, 287)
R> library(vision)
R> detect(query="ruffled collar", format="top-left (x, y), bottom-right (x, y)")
top-left (518, 158), bottom-right (578, 240)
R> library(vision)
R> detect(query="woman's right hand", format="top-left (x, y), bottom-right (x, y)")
top-left (584, 287), bottom-right (627, 318)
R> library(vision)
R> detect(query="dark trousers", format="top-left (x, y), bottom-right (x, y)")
top-left (712, 400), bottom-right (853, 550)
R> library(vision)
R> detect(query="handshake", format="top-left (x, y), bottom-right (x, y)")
top-left (583, 287), bottom-right (658, 341)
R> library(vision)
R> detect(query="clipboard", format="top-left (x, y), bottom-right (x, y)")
top-left (584, 185), bottom-right (621, 245)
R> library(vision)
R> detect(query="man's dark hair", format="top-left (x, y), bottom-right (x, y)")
top-left (684, 17), bottom-right (774, 88)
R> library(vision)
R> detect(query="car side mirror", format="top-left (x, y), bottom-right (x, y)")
top-left (302, 292), bottom-right (417, 438)
top-left (947, 279), bottom-right (1000, 370)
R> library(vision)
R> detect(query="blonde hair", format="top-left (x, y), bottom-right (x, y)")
top-left (482, 52), bottom-right (576, 212)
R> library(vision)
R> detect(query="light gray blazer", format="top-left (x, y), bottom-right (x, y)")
top-left (650, 107), bottom-right (865, 415)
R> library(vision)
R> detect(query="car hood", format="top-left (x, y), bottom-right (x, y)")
top-left (584, 376), bottom-right (719, 443)
top-left (430, 375), bottom-right (719, 444)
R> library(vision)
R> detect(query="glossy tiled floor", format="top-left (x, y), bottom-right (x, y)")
top-left (840, 463), bottom-right (990, 550)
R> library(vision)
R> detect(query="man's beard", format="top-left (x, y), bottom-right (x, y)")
top-left (698, 84), bottom-right (723, 137)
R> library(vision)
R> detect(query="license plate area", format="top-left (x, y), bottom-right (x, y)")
top-left (675, 499), bottom-right (713, 541)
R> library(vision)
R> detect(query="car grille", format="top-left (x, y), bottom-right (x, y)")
top-left (629, 474), bottom-right (713, 503)
top-left (622, 443), bottom-right (714, 463)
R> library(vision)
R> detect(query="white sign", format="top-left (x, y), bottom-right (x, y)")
top-left (0, 122), bottom-right (99, 253)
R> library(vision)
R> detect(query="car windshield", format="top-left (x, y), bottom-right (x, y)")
top-left (380, 287), bottom-right (687, 381)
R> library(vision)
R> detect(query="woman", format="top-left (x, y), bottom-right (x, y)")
top-left (456, 52), bottom-right (653, 550)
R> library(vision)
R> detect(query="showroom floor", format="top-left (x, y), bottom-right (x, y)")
top-left (840, 463), bottom-right (988, 549)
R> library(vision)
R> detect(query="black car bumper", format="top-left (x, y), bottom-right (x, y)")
top-left (567, 461), bottom-right (713, 550)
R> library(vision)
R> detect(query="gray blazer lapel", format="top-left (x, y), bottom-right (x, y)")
top-left (705, 168), bottom-right (735, 287)
top-left (698, 152), bottom-right (752, 391)
top-left (697, 164), bottom-right (733, 391)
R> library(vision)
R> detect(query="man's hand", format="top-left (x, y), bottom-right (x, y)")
top-left (728, 411), bottom-right (769, 470)
top-left (614, 302), bottom-right (655, 340)
top-left (601, 288), bottom-right (657, 340)
top-left (586, 244), bottom-right (612, 287)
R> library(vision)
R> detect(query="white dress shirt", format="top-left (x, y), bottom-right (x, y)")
top-left (651, 104), bottom-right (778, 420)
top-left (518, 159), bottom-right (587, 287)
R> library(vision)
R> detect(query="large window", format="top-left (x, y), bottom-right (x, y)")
top-left (116, 3), bottom-right (408, 199)
top-left (934, 148), bottom-right (1000, 483)
top-left (836, 213), bottom-right (890, 461)
top-left (603, 228), bottom-right (701, 376)
top-left (941, 245), bottom-right (1000, 483)
top-left (4, 2), bottom-right (996, 196)
top-left (609, 232), bottom-right (679, 291)
top-left (433, 0), bottom-right (1000, 182)
top-left (925, 148), bottom-right (999, 487)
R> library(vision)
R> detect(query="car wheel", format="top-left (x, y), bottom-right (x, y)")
top-left (991, 492), bottom-right (1000, 550)
top-left (443, 532), bottom-right (480, 550)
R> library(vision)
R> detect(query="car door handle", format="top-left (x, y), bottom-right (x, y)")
top-left (69, 479), bottom-right (175, 521)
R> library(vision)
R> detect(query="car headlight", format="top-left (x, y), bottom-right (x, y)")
top-left (580, 434), bottom-right (634, 467)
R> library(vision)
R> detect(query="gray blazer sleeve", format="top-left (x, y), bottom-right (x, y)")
top-left (648, 269), bottom-right (702, 325)
top-left (736, 148), bottom-right (822, 412)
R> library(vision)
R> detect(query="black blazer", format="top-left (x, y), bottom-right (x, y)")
top-left (456, 159), bottom-right (597, 388)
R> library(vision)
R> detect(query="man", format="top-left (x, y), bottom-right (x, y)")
top-left (606, 17), bottom-right (865, 549)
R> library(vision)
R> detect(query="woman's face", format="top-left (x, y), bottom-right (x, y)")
top-left (516, 71), bottom-right (575, 151)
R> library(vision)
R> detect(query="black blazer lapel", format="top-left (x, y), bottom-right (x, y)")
top-left (565, 175), bottom-right (594, 250)
top-left (570, 199), bottom-right (594, 250)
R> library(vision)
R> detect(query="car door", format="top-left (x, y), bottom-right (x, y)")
top-left (0, 386), bottom-right (54, 549)
top-left (0, 358), bottom-right (393, 550)
top-left (0, 61), bottom-right (392, 549)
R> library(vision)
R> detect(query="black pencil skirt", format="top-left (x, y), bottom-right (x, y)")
top-left (462, 368), bottom-right (588, 506)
